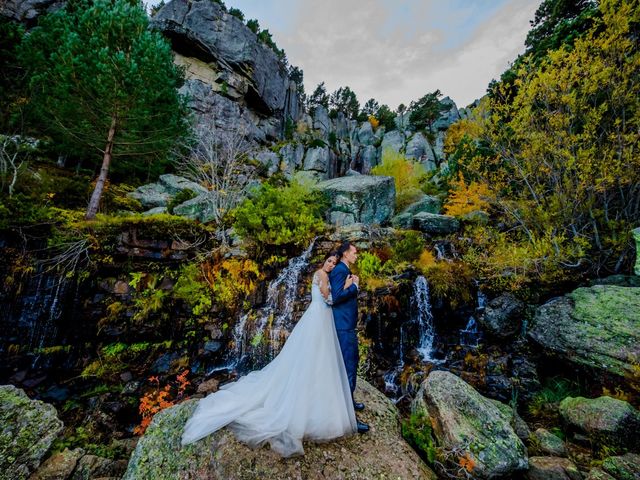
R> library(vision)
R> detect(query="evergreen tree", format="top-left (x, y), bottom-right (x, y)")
top-left (329, 86), bottom-right (359, 120)
top-left (20, 0), bottom-right (189, 219)
top-left (408, 90), bottom-right (447, 132)
top-left (307, 82), bottom-right (329, 114)
top-left (376, 104), bottom-right (396, 131)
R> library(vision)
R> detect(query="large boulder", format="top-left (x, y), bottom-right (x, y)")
top-left (599, 453), bottom-right (640, 479)
top-left (412, 371), bottom-right (528, 479)
top-left (479, 293), bottom-right (525, 339)
top-left (123, 379), bottom-right (436, 479)
top-left (633, 227), bottom-right (640, 275)
top-left (391, 196), bottom-right (442, 228)
top-left (128, 183), bottom-right (171, 209)
top-left (172, 192), bottom-right (217, 223)
top-left (412, 212), bottom-right (460, 234)
top-left (0, 385), bottom-right (63, 480)
top-left (158, 174), bottom-right (207, 196)
top-left (432, 97), bottom-right (461, 131)
top-left (153, 0), bottom-right (289, 116)
top-left (316, 175), bottom-right (395, 226)
top-left (381, 130), bottom-right (405, 153)
top-left (559, 396), bottom-right (640, 450)
top-left (30, 448), bottom-right (84, 480)
top-left (357, 121), bottom-right (375, 145)
top-left (528, 285), bottom-right (640, 378)
top-left (405, 132), bottom-right (435, 164)
top-left (529, 428), bottom-right (567, 457)
top-left (303, 146), bottom-right (331, 176)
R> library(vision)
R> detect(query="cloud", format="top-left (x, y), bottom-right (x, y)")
top-left (273, 0), bottom-right (539, 109)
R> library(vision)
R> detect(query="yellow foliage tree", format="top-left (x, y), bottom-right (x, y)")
top-left (372, 148), bottom-right (427, 210)
top-left (368, 114), bottom-right (380, 130)
top-left (444, 173), bottom-right (493, 217)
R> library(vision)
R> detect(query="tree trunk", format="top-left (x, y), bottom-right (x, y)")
top-left (86, 115), bottom-right (117, 220)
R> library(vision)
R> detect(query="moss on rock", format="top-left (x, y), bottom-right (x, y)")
top-left (0, 385), bottom-right (63, 480)
top-left (124, 379), bottom-right (436, 479)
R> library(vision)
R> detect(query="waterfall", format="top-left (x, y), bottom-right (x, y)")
top-left (220, 240), bottom-right (316, 373)
top-left (412, 276), bottom-right (437, 362)
top-left (460, 288), bottom-right (484, 347)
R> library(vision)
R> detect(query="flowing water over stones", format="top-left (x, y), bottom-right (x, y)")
top-left (218, 241), bottom-right (316, 374)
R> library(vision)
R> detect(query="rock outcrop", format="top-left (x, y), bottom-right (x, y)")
top-left (316, 175), bottom-right (396, 226)
top-left (412, 370), bottom-right (528, 479)
top-left (0, 385), bottom-right (64, 480)
top-left (528, 285), bottom-right (640, 378)
top-left (123, 379), bottom-right (436, 479)
top-left (0, 0), bottom-right (63, 25)
top-left (559, 395), bottom-right (640, 450)
top-left (479, 293), bottom-right (525, 339)
top-left (412, 212), bottom-right (460, 234)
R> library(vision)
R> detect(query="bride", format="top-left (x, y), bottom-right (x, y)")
top-left (181, 251), bottom-right (358, 457)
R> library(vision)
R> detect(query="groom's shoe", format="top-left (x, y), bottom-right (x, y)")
top-left (356, 420), bottom-right (370, 434)
top-left (353, 402), bottom-right (365, 411)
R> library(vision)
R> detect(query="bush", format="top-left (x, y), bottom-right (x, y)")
top-left (353, 251), bottom-right (388, 290)
top-left (392, 230), bottom-right (426, 262)
top-left (232, 180), bottom-right (326, 255)
top-left (372, 149), bottom-right (427, 210)
top-left (401, 412), bottom-right (437, 464)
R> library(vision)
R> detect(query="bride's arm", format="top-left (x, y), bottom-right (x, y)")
top-left (318, 271), bottom-right (331, 301)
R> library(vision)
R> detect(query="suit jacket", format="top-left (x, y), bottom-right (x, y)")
top-left (330, 261), bottom-right (359, 331)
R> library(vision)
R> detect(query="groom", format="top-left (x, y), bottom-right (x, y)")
top-left (330, 241), bottom-right (370, 434)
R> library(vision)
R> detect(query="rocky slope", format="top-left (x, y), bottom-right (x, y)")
top-left (124, 379), bottom-right (436, 479)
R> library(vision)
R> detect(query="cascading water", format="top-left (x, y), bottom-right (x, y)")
top-left (412, 276), bottom-right (437, 362)
top-left (219, 240), bottom-right (316, 373)
top-left (459, 286), bottom-right (485, 347)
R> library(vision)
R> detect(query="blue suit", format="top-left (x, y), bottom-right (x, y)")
top-left (330, 261), bottom-right (359, 396)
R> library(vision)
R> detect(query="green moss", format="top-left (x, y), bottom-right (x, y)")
top-left (401, 412), bottom-right (437, 465)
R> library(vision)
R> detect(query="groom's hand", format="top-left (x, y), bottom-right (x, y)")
top-left (351, 274), bottom-right (360, 287)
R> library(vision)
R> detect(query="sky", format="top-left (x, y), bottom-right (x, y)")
top-left (148, 0), bottom-right (541, 109)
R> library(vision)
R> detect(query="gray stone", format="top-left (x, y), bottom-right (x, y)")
top-left (528, 285), bottom-right (640, 379)
top-left (479, 293), bottom-right (525, 339)
top-left (412, 371), bottom-right (528, 479)
top-left (172, 192), bottom-right (216, 223)
top-left (405, 132), bottom-right (431, 161)
top-left (357, 121), bottom-right (375, 145)
top-left (559, 396), bottom-right (640, 450)
top-left (0, 385), bottom-right (64, 480)
top-left (529, 428), bottom-right (567, 457)
top-left (255, 150), bottom-right (280, 176)
top-left (312, 105), bottom-right (331, 136)
top-left (153, 0), bottom-right (289, 116)
top-left (128, 183), bottom-right (171, 209)
top-left (316, 175), bottom-right (396, 226)
top-left (29, 448), bottom-right (84, 480)
top-left (360, 145), bottom-right (379, 172)
top-left (0, 0), bottom-right (63, 24)
top-left (401, 195), bottom-right (442, 216)
top-left (158, 174), bottom-right (207, 196)
top-left (633, 227), bottom-right (640, 275)
top-left (123, 379), bottom-right (435, 480)
top-left (391, 212), bottom-right (413, 229)
top-left (278, 142), bottom-right (304, 178)
top-left (433, 131), bottom-right (446, 160)
top-left (412, 212), bottom-right (460, 234)
top-left (142, 206), bottom-right (168, 216)
top-left (303, 146), bottom-right (330, 175)
top-left (524, 457), bottom-right (581, 480)
top-left (432, 96), bottom-right (461, 131)
top-left (335, 112), bottom-right (349, 139)
top-left (381, 130), bottom-right (405, 153)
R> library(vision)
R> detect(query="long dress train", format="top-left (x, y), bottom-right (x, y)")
top-left (181, 272), bottom-right (357, 457)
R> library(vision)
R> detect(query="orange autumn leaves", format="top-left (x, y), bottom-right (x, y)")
top-left (444, 173), bottom-right (493, 218)
top-left (134, 369), bottom-right (190, 435)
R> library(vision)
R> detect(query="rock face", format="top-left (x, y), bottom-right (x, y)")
top-left (316, 175), bottom-right (396, 226)
top-left (0, 385), bottom-right (64, 480)
top-left (559, 395), bottom-right (640, 450)
top-left (412, 212), bottom-right (460, 234)
top-left (151, 0), bottom-right (299, 142)
top-left (412, 371), bottom-right (528, 479)
top-left (528, 285), bottom-right (640, 378)
top-left (123, 379), bottom-right (436, 480)
top-left (479, 293), bottom-right (525, 339)
top-left (0, 0), bottom-right (63, 24)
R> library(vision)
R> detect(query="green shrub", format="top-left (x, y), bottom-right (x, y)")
top-left (232, 180), bottom-right (326, 255)
top-left (401, 412), bottom-right (437, 464)
top-left (392, 230), bottom-right (426, 262)
top-left (528, 377), bottom-right (580, 418)
top-left (372, 149), bottom-right (427, 210)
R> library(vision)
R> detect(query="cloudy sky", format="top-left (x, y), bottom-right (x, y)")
top-left (150, 0), bottom-right (541, 109)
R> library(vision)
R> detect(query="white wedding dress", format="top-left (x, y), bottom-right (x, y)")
top-left (181, 271), bottom-right (357, 456)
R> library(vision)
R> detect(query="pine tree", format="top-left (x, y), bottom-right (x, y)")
top-left (20, 0), bottom-right (189, 219)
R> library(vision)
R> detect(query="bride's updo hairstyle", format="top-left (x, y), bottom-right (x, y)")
top-left (323, 251), bottom-right (340, 264)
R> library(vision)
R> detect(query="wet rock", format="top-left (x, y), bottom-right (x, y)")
top-left (412, 371), bottom-right (528, 479)
top-left (317, 175), bottom-right (396, 226)
top-left (29, 448), bottom-right (84, 480)
top-left (70, 455), bottom-right (127, 480)
top-left (0, 385), bottom-right (64, 480)
top-left (600, 453), bottom-right (640, 479)
top-left (529, 428), bottom-right (567, 457)
top-left (479, 293), bottom-right (525, 339)
top-left (559, 396), bottom-right (640, 450)
top-left (528, 285), bottom-right (640, 379)
top-left (524, 456), bottom-right (581, 480)
top-left (412, 212), bottom-right (460, 234)
top-left (123, 379), bottom-right (435, 479)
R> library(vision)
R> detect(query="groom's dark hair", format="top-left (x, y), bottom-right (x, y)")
top-left (337, 241), bottom-right (353, 258)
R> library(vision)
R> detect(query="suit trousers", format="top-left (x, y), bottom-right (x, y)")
top-left (336, 329), bottom-right (358, 397)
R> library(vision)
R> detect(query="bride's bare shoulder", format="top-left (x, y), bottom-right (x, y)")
top-left (314, 269), bottom-right (328, 279)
